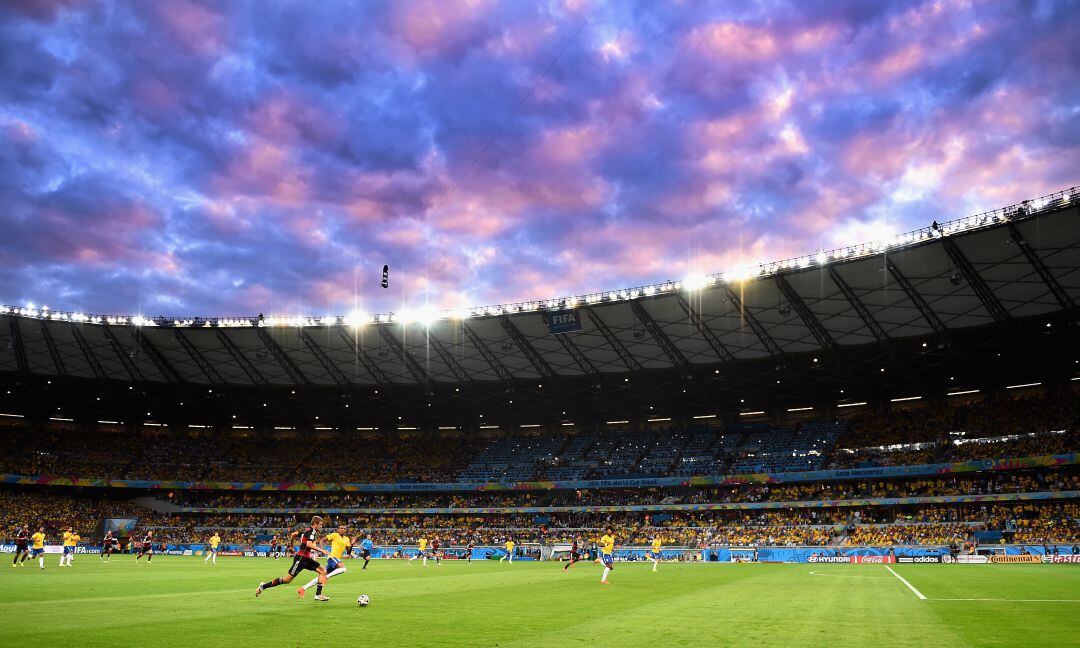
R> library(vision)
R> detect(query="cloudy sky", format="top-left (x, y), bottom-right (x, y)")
top-left (1, 0), bottom-right (1077, 317)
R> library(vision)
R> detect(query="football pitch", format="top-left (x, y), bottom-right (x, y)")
top-left (2, 557), bottom-right (1078, 647)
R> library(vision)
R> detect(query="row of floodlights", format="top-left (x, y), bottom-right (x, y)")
top-left (4, 188), bottom-right (1075, 329)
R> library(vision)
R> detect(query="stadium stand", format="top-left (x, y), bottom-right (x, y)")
top-left (1, 394), bottom-right (1078, 484)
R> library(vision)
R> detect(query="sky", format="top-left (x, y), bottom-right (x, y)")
top-left (1, 0), bottom-right (1078, 318)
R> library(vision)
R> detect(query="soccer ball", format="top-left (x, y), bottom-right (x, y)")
top-left (357, 594), bottom-right (370, 607)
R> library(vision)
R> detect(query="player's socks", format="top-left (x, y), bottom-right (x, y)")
top-left (38, 556), bottom-right (44, 568)
top-left (315, 583), bottom-right (324, 596)
top-left (301, 577), bottom-right (318, 591)
top-left (422, 556), bottom-right (427, 566)
top-left (362, 558), bottom-right (369, 570)
top-left (601, 566), bottom-right (610, 583)
top-left (327, 567), bottom-right (346, 579)
top-left (263, 577), bottom-right (283, 589)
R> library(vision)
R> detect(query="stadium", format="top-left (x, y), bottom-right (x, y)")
top-left (2, 2), bottom-right (1080, 648)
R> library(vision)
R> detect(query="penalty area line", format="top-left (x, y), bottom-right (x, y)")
top-left (884, 565), bottom-right (926, 600)
top-left (930, 598), bottom-right (1080, 603)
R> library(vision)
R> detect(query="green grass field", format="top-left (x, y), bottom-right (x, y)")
top-left (2, 556), bottom-right (1079, 647)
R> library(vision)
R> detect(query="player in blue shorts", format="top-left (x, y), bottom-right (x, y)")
top-left (598, 526), bottom-right (616, 585)
top-left (30, 527), bottom-right (46, 569)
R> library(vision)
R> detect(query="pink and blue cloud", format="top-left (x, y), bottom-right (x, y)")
top-left (1, 0), bottom-right (1078, 316)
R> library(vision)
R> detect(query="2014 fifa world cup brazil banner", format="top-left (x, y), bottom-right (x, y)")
top-left (1, 452), bottom-right (1076, 493)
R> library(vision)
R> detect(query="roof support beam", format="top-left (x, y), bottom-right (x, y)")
top-left (629, 300), bottom-right (692, 374)
top-left (425, 330), bottom-right (474, 386)
top-left (674, 293), bottom-right (736, 364)
top-left (174, 329), bottom-right (224, 385)
top-left (500, 316), bottom-right (555, 379)
top-left (101, 322), bottom-right (144, 383)
top-left (582, 305), bottom-right (642, 374)
top-left (1007, 222), bottom-right (1076, 311)
top-left (299, 329), bottom-right (350, 387)
top-left (214, 328), bottom-right (268, 386)
top-left (377, 325), bottom-right (431, 390)
top-left (462, 322), bottom-right (516, 383)
top-left (941, 237), bottom-right (1012, 328)
top-left (7, 316), bottom-right (29, 375)
top-left (774, 274), bottom-right (839, 359)
top-left (827, 266), bottom-right (891, 345)
top-left (255, 327), bottom-right (311, 386)
top-left (885, 259), bottom-right (950, 343)
top-left (551, 326), bottom-right (600, 379)
top-left (130, 328), bottom-right (184, 384)
top-left (725, 285), bottom-right (788, 369)
top-left (335, 327), bottom-right (390, 388)
top-left (71, 325), bottom-right (107, 380)
top-left (38, 321), bottom-right (67, 377)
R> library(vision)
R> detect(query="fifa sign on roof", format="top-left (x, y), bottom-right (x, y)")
top-left (546, 309), bottom-right (582, 335)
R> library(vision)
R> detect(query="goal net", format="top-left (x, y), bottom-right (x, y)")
top-left (729, 546), bottom-right (759, 562)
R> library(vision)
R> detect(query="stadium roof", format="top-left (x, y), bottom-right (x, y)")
top-left (2, 188), bottom-right (1078, 429)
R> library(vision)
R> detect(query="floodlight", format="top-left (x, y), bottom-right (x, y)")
top-left (344, 310), bottom-right (369, 327)
top-left (682, 273), bottom-right (711, 291)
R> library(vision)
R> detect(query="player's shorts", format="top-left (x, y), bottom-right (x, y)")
top-left (569, 551), bottom-right (580, 561)
top-left (209, 546), bottom-right (218, 554)
top-left (288, 555), bottom-right (321, 577)
top-left (360, 549), bottom-right (371, 559)
top-left (16, 542), bottom-right (28, 552)
top-left (327, 557), bottom-right (342, 571)
top-left (143, 544), bottom-right (153, 553)
top-left (30, 548), bottom-right (44, 557)
top-left (63, 546), bottom-right (73, 555)
top-left (650, 551), bottom-right (661, 559)
top-left (600, 553), bottom-right (614, 566)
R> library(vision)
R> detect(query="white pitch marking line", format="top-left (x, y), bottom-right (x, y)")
top-left (930, 598), bottom-right (1080, 603)
top-left (885, 565), bottom-right (926, 600)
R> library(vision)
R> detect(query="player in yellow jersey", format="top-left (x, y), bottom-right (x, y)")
top-left (500, 537), bottom-right (515, 563)
top-left (598, 526), bottom-right (615, 584)
top-left (299, 524), bottom-right (351, 599)
top-left (410, 537), bottom-right (428, 566)
top-left (60, 527), bottom-right (80, 567)
top-left (30, 527), bottom-right (46, 570)
top-left (205, 532), bottom-right (221, 565)
top-left (650, 536), bottom-right (662, 572)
